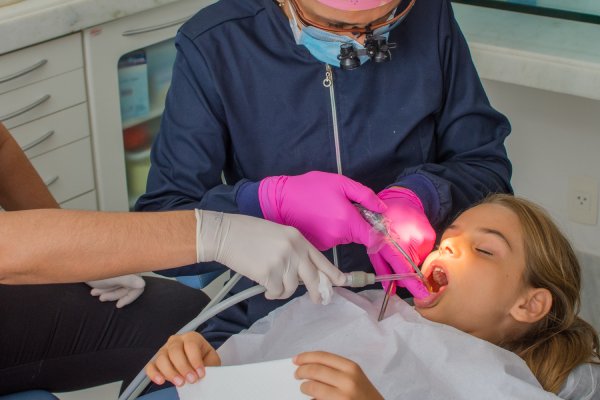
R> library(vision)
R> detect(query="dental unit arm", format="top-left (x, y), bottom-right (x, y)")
top-left (119, 270), bottom-right (417, 400)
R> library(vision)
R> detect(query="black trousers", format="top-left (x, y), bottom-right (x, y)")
top-left (0, 277), bottom-right (210, 394)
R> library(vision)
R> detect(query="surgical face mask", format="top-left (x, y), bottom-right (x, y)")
top-left (287, 3), bottom-right (392, 68)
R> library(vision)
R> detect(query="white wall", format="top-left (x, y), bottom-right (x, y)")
top-left (482, 79), bottom-right (600, 257)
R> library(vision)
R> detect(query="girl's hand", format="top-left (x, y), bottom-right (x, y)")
top-left (145, 331), bottom-right (221, 387)
top-left (294, 351), bottom-right (384, 400)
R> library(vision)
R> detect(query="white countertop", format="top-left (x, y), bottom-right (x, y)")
top-left (454, 4), bottom-right (600, 101)
top-left (0, 0), bottom-right (183, 55)
top-left (1, 0), bottom-right (600, 101)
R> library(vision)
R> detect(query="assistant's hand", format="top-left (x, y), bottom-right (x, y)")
top-left (86, 274), bottom-right (145, 308)
top-left (368, 187), bottom-right (435, 299)
top-left (258, 171), bottom-right (386, 251)
top-left (145, 332), bottom-right (220, 387)
top-left (294, 351), bottom-right (383, 400)
top-left (196, 210), bottom-right (346, 303)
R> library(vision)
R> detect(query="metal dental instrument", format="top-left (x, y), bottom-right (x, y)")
top-left (378, 280), bottom-right (396, 321)
top-left (354, 204), bottom-right (431, 321)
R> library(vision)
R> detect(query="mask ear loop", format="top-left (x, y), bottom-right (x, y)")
top-left (285, 0), bottom-right (303, 29)
top-left (283, 0), bottom-right (306, 44)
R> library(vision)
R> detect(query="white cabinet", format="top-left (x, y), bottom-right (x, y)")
top-left (29, 138), bottom-right (95, 204)
top-left (0, 33), bottom-right (83, 95)
top-left (1, 0), bottom-right (216, 213)
top-left (1, 69), bottom-right (87, 129)
top-left (0, 33), bottom-right (97, 210)
top-left (10, 104), bottom-right (90, 159)
top-left (84, 0), bottom-right (215, 211)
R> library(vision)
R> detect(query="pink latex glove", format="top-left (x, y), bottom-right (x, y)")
top-left (368, 187), bottom-right (435, 299)
top-left (258, 171), bottom-right (387, 251)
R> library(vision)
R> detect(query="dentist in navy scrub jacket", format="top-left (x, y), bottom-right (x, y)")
top-left (136, 0), bottom-right (513, 347)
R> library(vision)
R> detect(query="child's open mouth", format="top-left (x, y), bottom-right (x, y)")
top-left (414, 263), bottom-right (449, 308)
top-left (427, 265), bottom-right (449, 293)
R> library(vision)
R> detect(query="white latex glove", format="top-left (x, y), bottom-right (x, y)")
top-left (86, 274), bottom-right (146, 308)
top-left (195, 209), bottom-right (345, 304)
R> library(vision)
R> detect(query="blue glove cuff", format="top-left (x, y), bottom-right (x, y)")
top-left (391, 174), bottom-right (440, 225)
top-left (236, 181), bottom-right (264, 218)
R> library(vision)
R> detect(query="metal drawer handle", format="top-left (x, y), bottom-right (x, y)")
top-left (122, 15), bottom-right (191, 36)
top-left (0, 59), bottom-right (48, 84)
top-left (0, 94), bottom-right (51, 121)
top-left (43, 175), bottom-right (59, 187)
top-left (22, 130), bottom-right (55, 151)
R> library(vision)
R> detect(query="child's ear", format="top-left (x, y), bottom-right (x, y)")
top-left (509, 288), bottom-right (552, 324)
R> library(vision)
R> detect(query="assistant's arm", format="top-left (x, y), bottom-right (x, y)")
top-left (0, 123), bottom-right (190, 278)
top-left (0, 123), bottom-right (59, 210)
top-left (0, 208), bottom-right (343, 304)
top-left (392, 1), bottom-right (512, 229)
top-left (0, 209), bottom-right (196, 284)
top-left (0, 122), bottom-right (160, 306)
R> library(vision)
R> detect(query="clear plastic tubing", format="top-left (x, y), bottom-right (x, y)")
top-left (341, 271), bottom-right (420, 288)
top-left (375, 273), bottom-right (420, 282)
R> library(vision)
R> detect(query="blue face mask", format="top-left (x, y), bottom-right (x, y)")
top-left (287, 3), bottom-right (393, 68)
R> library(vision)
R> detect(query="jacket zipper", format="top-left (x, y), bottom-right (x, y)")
top-left (324, 64), bottom-right (342, 267)
top-left (324, 64), bottom-right (343, 175)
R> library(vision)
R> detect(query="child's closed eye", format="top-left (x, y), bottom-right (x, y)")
top-left (476, 248), bottom-right (494, 256)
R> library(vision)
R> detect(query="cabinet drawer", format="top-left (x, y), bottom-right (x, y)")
top-left (0, 34), bottom-right (83, 95)
top-left (0, 69), bottom-right (86, 129)
top-left (61, 191), bottom-right (98, 210)
top-left (11, 103), bottom-right (90, 159)
top-left (30, 138), bottom-right (95, 204)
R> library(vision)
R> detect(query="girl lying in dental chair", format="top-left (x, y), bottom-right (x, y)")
top-left (145, 194), bottom-right (599, 399)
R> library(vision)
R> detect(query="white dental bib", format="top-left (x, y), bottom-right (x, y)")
top-left (217, 288), bottom-right (559, 399)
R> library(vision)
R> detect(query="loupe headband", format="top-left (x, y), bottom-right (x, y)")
top-left (287, 0), bottom-right (416, 35)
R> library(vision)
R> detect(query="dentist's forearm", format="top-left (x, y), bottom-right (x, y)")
top-left (0, 209), bottom-right (197, 284)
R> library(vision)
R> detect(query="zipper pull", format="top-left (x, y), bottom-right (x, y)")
top-left (323, 64), bottom-right (332, 88)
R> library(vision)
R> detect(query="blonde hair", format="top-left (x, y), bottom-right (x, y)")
top-left (481, 194), bottom-right (599, 393)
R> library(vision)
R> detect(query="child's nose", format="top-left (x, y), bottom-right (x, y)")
top-left (439, 239), bottom-right (459, 257)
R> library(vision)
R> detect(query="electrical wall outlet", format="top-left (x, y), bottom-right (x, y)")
top-left (568, 176), bottom-right (598, 225)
